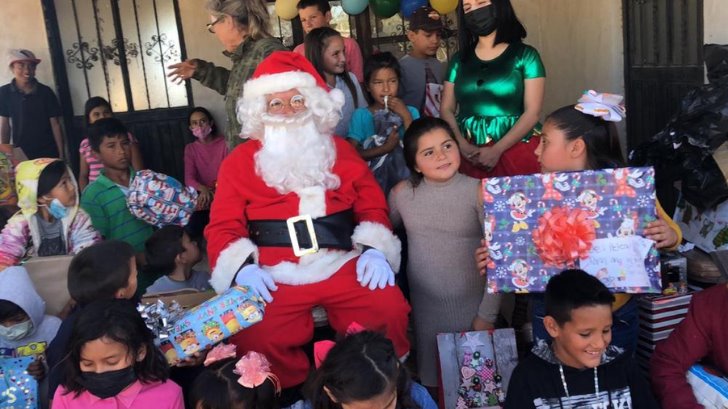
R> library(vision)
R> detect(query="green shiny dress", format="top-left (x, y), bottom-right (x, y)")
top-left (446, 42), bottom-right (545, 146)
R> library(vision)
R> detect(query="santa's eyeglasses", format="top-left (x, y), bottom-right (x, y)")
top-left (267, 95), bottom-right (306, 114)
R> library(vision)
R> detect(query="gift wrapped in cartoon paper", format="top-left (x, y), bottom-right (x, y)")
top-left (483, 167), bottom-right (662, 293)
top-left (0, 356), bottom-right (38, 409)
top-left (140, 286), bottom-right (265, 365)
top-left (127, 169), bottom-right (198, 227)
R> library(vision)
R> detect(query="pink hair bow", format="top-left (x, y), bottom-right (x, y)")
top-left (575, 90), bottom-right (626, 122)
top-left (234, 351), bottom-right (281, 393)
top-left (313, 321), bottom-right (366, 368)
top-left (204, 343), bottom-right (237, 366)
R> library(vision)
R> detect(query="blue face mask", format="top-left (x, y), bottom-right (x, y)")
top-left (47, 198), bottom-right (69, 219)
top-left (0, 320), bottom-right (33, 341)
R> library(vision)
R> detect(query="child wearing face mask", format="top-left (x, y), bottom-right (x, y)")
top-left (0, 266), bottom-right (61, 384)
top-left (184, 107), bottom-right (228, 240)
top-left (52, 299), bottom-right (183, 408)
top-left (0, 158), bottom-right (101, 270)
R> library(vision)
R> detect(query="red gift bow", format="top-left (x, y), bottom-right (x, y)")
top-left (532, 207), bottom-right (596, 268)
top-left (313, 322), bottom-right (366, 369)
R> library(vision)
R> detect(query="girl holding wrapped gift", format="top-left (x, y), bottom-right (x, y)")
top-left (348, 53), bottom-right (420, 194)
top-left (440, 0), bottom-right (545, 178)
top-left (191, 344), bottom-right (279, 409)
top-left (305, 330), bottom-right (437, 409)
top-left (475, 90), bottom-right (682, 354)
top-left (53, 299), bottom-right (184, 408)
top-left (388, 116), bottom-right (501, 394)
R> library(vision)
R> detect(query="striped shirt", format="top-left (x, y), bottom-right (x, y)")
top-left (80, 168), bottom-right (154, 253)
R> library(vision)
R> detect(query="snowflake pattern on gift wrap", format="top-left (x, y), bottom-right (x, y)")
top-left (482, 167), bottom-right (662, 294)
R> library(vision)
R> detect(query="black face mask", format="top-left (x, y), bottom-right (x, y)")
top-left (79, 366), bottom-right (137, 399)
top-left (464, 5), bottom-right (498, 37)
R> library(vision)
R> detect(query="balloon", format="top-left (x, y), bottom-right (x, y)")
top-left (401, 0), bottom-right (427, 18)
top-left (430, 0), bottom-right (458, 15)
top-left (370, 0), bottom-right (400, 18)
top-left (275, 0), bottom-right (298, 20)
top-left (342, 0), bottom-right (369, 15)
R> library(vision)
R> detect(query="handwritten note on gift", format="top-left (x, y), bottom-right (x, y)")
top-left (483, 167), bottom-right (662, 293)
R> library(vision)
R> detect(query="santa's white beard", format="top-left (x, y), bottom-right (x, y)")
top-left (255, 111), bottom-right (340, 196)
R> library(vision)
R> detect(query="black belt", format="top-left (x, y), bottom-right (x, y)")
top-left (248, 210), bottom-right (354, 256)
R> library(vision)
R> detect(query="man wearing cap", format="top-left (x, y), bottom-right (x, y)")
top-left (399, 6), bottom-right (448, 116)
top-left (0, 49), bottom-right (64, 160)
top-left (206, 51), bottom-right (410, 398)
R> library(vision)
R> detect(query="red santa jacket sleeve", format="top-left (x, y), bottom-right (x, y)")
top-left (650, 289), bottom-right (715, 409)
top-left (205, 145), bottom-right (258, 292)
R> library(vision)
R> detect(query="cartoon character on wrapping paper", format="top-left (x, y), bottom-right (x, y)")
top-left (577, 189), bottom-right (606, 228)
top-left (483, 215), bottom-right (500, 269)
top-left (221, 309), bottom-right (242, 333)
top-left (507, 192), bottom-right (534, 233)
top-left (238, 301), bottom-right (263, 323)
top-left (540, 173), bottom-right (570, 200)
top-left (616, 212), bottom-right (639, 237)
top-left (179, 330), bottom-right (201, 355)
top-left (509, 259), bottom-right (535, 292)
top-left (482, 179), bottom-right (503, 203)
top-left (612, 168), bottom-right (647, 198)
top-left (203, 320), bottom-right (225, 342)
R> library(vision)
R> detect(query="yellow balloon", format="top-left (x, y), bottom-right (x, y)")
top-left (430, 0), bottom-right (458, 15)
top-left (275, 0), bottom-right (299, 20)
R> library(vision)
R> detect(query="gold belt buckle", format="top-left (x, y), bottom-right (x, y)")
top-left (286, 214), bottom-right (319, 257)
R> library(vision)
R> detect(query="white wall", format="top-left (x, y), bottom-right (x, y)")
top-left (0, 1), bottom-right (56, 90)
top-left (178, 0), bottom-right (228, 135)
top-left (512, 0), bottom-right (624, 118)
top-left (704, 0), bottom-right (728, 45)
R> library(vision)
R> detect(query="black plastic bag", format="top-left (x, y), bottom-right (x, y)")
top-left (630, 44), bottom-right (728, 211)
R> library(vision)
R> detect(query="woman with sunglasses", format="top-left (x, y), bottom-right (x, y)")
top-left (168, 0), bottom-right (285, 149)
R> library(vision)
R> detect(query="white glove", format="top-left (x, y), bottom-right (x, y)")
top-left (356, 249), bottom-right (395, 290)
top-left (235, 264), bottom-right (278, 302)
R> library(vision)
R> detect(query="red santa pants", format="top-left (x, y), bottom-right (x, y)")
top-left (228, 257), bottom-right (411, 388)
top-left (459, 136), bottom-right (541, 178)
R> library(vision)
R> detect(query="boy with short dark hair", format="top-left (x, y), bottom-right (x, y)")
top-left (293, 0), bottom-right (364, 83)
top-left (504, 269), bottom-right (659, 408)
top-left (399, 6), bottom-right (447, 115)
top-left (144, 225), bottom-right (209, 294)
top-left (80, 117), bottom-right (153, 258)
top-left (0, 49), bottom-right (65, 159)
top-left (45, 240), bottom-right (139, 399)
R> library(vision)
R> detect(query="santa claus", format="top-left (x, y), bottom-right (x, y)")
top-left (206, 51), bottom-right (411, 391)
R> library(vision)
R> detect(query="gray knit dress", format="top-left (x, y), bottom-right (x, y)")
top-left (388, 173), bottom-right (501, 387)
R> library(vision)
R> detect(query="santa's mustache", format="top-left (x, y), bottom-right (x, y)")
top-left (259, 110), bottom-right (313, 127)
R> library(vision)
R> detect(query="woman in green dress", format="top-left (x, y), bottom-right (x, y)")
top-left (440, 0), bottom-right (545, 178)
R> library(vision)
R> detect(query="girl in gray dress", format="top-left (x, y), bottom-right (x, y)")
top-left (388, 117), bottom-right (501, 392)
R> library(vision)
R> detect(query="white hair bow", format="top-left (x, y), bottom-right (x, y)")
top-left (575, 90), bottom-right (626, 122)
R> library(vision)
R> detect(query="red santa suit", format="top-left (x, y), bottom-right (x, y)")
top-left (206, 52), bottom-right (411, 389)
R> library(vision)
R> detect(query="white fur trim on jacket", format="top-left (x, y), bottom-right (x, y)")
top-left (351, 222), bottom-right (401, 272)
top-left (296, 186), bottom-right (327, 218)
top-left (210, 238), bottom-right (259, 293)
top-left (266, 249), bottom-right (358, 285)
top-left (243, 72), bottom-right (318, 100)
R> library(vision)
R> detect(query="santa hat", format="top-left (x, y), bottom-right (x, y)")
top-left (242, 51), bottom-right (342, 103)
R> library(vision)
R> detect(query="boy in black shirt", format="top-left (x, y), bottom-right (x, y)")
top-left (505, 269), bottom-right (659, 408)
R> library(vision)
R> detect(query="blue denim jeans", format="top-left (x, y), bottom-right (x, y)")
top-left (531, 294), bottom-right (638, 356)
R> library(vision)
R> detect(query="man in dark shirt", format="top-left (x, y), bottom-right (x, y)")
top-left (0, 49), bottom-right (64, 159)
